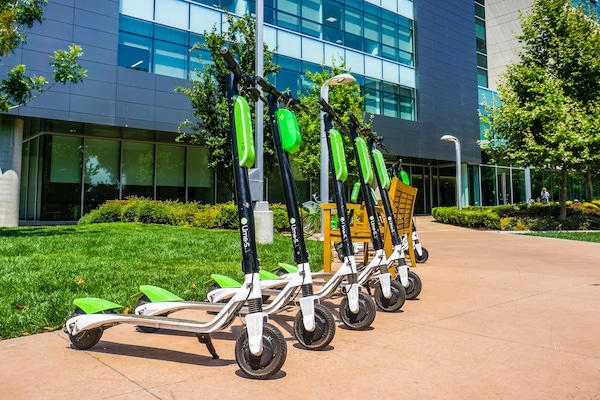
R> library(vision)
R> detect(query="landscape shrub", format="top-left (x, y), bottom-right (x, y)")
top-left (79, 198), bottom-right (294, 232)
top-left (433, 201), bottom-right (600, 231)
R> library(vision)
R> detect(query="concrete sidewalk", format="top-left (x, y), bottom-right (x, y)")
top-left (2, 217), bottom-right (600, 399)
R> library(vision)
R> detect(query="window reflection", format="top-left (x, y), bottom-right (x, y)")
top-left (117, 0), bottom-right (416, 120)
top-left (122, 142), bottom-right (155, 198)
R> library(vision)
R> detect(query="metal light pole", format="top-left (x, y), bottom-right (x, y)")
top-left (254, 0), bottom-right (264, 200)
top-left (441, 134), bottom-right (462, 210)
top-left (319, 73), bottom-right (356, 239)
top-left (252, 0), bottom-right (274, 244)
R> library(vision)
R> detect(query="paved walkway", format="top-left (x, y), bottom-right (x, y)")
top-left (2, 217), bottom-right (600, 399)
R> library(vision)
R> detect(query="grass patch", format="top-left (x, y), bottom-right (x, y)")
top-left (526, 231), bottom-right (600, 243)
top-left (0, 223), bottom-right (323, 340)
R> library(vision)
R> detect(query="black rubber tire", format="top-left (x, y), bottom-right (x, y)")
top-left (302, 214), bottom-right (319, 238)
top-left (404, 270), bottom-right (422, 300)
top-left (292, 303), bottom-right (336, 350)
top-left (134, 295), bottom-right (162, 333)
top-left (67, 308), bottom-right (103, 350)
top-left (373, 279), bottom-right (406, 312)
top-left (234, 322), bottom-right (287, 380)
top-left (415, 247), bottom-right (429, 263)
top-left (339, 290), bottom-right (376, 330)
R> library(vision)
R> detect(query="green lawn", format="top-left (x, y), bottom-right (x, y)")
top-left (526, 231), bottom-right (600, 243)
top-left (0, 223), bottom-right (323, 340)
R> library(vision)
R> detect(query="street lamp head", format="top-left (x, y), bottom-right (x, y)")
top-left (441, 134), bottom-right (459, 143)
top-left (321, 73), bottom-right (356, 97)
top-left (328, 73), bottom-right (356, 86)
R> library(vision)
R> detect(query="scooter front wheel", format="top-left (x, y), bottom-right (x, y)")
top-left (67, 307), bottom-right (103, 350)
top-left (415, 247), bottom-right (429, 263)
top-left (373, 279), bottom-right (406, 312)
top-left (293, 303), bottom-right (336, 350)
top-left (404, 270), bottom-right (422, 300)
top-left (235, 322), bottom-right (287, 380)
top-left (339, 291), bottom-right (376, 330)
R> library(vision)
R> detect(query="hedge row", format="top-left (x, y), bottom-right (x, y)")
top-left (78, 197), bottom-right (292, 232)
top-left (432, 200), bottom-right (600, 231)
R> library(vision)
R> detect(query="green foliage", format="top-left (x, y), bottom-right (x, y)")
top-left (0, 0), bottom-right (45, 57)
top-left (480, 0), bottom-right (600, 217)
top-left (432, 201), bottom-right (600, 231)
top-left (271, 204), bottom-right (290, 232)
top-left (0, 223), bottom-right (324, 339)
top-left (176, 13), bottom-right (279, 191)
top-left (0, 1), bottom-right (87, 111)
top-left (295, 64), bottom-right (367, 183)
top-left (431, 206), bottom-right (501, 229)
top-left (79, 197), bottom-right (292, 232)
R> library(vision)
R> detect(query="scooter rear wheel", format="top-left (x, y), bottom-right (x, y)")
top-left (293, 303), bottom-right (336, 350)
top-left (339, 291), bottom-right (376, 330)
top-left (67, 307), bottom-right (103, 350)
top-left (373, 279), bottom-right (406, 312)
top-left (235, 322), bottom-right (287, 379)
top-left (134, 295), bottom-right (164, 333)
top-left (403, 270), bottom-right (422, 300)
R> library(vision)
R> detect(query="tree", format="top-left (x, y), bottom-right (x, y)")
top-left (294, 63), bottom-right (366, 186)
top-left (481, 0), bottom-right (600, 219)
top-left (0, 0), bottom-right (86, 112)
top-left (176, 13), bottom-right (279, 195)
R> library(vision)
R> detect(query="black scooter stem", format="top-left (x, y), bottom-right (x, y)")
top-left (265, 93), bottom-right (310, 265)
top-left (224, 69), bottom-right (260, 276)
top-left (348, 119), bottom-right (385, 252)
top-left (321, 111), bottom-right (355, 264)
top-left (366, 136), bottom-right (403, 249)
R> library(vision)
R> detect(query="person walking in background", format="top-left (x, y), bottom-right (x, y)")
top-left (540, 187), bottom-right (550, 204)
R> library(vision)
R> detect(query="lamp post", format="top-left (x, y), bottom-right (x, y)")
top-left (440, 134), bottom-right (462, 210)
top-left (319, 73), bottom-right (356, 239)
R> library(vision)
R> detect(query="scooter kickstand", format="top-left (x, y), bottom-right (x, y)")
top-left (196, 333), bottom-right (219, 359)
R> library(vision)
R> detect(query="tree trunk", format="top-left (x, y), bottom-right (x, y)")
top-left (586, 169), bottom-right (594, 201)
top-left (560, 166), bottom-right (568, 220)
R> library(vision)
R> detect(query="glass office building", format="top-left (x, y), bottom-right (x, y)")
top-left (1, 0), bottom-right (486, 223)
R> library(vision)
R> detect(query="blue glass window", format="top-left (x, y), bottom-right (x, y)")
top-left (118, 31), bottom-right (151, 72)
top-left (154, 40), bottom-right (187, 79)
top-left (155, 0), bottom-right (189, 29)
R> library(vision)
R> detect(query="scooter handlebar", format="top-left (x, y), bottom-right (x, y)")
top-left (257, 77), bottom-right (306, 112)
top-left (220, 47), bottom-right (263, 102)
top-left (347, 111), bottom-right (387, 151)
top-left (319, 97), bottom-right (349, 133)
top-left (219, 47), bottom-right (243, 80)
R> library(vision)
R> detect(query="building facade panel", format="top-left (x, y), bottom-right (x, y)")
top-left (2, 0), bottom-right (535, 224)
top-left (373, 0), bottom-right (481, 166)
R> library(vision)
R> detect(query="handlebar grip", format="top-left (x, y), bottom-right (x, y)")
top-left (219, 46), bottom-right (243, 79)
top-left (347, 111), bottom-right (360, 125)
top-left (318, 97), bottom-right (332, 113)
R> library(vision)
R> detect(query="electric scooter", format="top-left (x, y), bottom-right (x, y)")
top-left (135, 57), bottom-right (337, 349)
top-left (319, 102), bottom-right (406, 312)
top-left (348, 114), bottom-right (423, 300)
top-left (205, 79), bottom-right (379, 330)
top-left (310, 96), bottom-right (377, 328)
top-left (63, 48), bottom-right (287, 380)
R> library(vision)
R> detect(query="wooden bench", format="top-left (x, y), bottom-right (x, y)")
top-left (320, 203), bottom-right (375, 272)
top-left (383, 178), bottom-right (418, 270)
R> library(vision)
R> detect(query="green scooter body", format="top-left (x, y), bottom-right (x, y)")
top-left (276, 262), bottom-right (298, 274)
top-left (210, 269), bottom-right (282, 288)
top-left (72, 297), bottom-right (123, 314)
top-left (139, 285), bottom-right (184, 302)
top-left (372, 149), bottom-right (391, 190)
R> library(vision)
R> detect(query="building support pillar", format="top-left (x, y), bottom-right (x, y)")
top-left (0, 116), bottom-right (23, 227)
